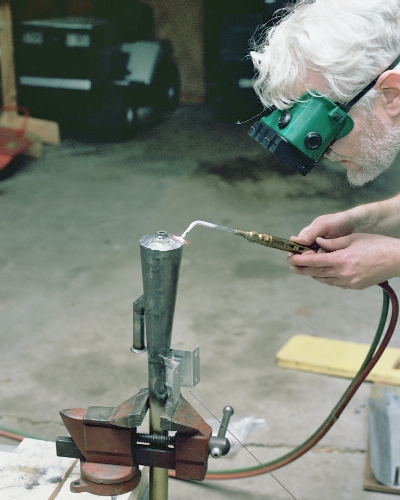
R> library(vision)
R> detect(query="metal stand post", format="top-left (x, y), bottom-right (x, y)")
top-left (139, 231), bottom-right (183, 500)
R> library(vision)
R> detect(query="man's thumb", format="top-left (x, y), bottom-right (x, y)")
top-left (316, 236), bottom-right (347, 252)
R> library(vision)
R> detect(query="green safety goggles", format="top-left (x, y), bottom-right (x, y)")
top-left (249, 54), bottom-right (400, 175)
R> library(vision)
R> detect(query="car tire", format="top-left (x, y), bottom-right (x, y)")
top-left (99, 88), bottom-right (138, 140)
top-left (153, 61), bottom-right (180, 114)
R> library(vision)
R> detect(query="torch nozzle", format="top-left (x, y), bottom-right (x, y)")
top-left (235, 229), bottom-right (318, 254)
top-left (181, 220), bottom-right (236, 239)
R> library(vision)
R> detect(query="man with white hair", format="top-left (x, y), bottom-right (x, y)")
top-left (251, 0), bottom-right (400, 290)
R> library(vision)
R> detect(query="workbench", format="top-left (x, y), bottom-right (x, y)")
top-left (0, 438), bottom-right (149, 499)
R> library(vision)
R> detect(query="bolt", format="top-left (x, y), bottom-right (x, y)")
top-left (136, 433), bottom-right (175, 447)
top-left (156, 230), bottom-right (168, 239)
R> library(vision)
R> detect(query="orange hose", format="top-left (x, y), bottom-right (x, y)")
top-left (0, 429), bottom-right (24, 442)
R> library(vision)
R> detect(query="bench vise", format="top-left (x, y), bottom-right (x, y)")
top-left (56, 389), bottom-right (233, 496)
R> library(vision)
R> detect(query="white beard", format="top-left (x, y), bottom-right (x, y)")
top-left (324, 112), bottom-right (400, 187)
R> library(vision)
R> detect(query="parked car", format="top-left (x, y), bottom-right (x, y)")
top-left (14, 1), bottom-right (180, 139)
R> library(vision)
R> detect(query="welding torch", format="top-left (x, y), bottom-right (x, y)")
top-left (180, 221), bottom-right (319, 254)
top-left (235, 229), bottom-right (319, 254)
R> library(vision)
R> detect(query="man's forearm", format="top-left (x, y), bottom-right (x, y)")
top-left (346, 193), bottom-right (400, 237)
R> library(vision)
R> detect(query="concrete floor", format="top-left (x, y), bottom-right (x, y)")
top-left (2, 104), bottom-right (400, 499)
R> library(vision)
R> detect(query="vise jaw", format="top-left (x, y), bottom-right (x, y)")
top-left (56, 388), bottom-right (213, 496)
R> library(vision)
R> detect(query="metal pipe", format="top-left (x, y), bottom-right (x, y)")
top-left (139, 230), bottom-right (183, 500)
top-left (131, 295), bottom-right (147, 353)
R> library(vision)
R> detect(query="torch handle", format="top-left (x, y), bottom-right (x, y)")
top-left (235, 230), bottom-right (318, 254)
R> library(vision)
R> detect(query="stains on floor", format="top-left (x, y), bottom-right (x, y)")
top-left (197, 155), bottom-right (295, 183)
top-left (195, 151), bottom-right (399, 208)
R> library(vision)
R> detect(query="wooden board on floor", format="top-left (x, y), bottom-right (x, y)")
top-left (276, 334), bottom-right (400, 385)
top-left (0, 113), bottom-right (60, 145)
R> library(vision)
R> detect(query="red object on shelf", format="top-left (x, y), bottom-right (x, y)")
top-left (0, 106), bottom-right (33, 170)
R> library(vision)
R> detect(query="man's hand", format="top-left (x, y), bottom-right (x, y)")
top-left (291, 212), bottom-right (356, 246)
top-left (287, 233), bottom-right (400, 289)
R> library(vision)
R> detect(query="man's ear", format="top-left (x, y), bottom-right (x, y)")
top-left (375, 70), bottom-right (400, 117)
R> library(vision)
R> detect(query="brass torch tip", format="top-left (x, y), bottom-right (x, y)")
top-left (235, 229), bottom-right (260, 243)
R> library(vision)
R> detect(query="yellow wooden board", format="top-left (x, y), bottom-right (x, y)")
top-left (276, 334), bottom-right (400, 385)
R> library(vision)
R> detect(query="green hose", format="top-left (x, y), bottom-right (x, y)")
top-left (206, 286), bottom-right (390, 476)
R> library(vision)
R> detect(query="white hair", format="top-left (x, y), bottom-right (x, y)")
top-left (251, 0), bottom-right (400, 109)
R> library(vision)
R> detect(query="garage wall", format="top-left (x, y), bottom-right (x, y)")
top-left (143, 0), bottom-right (205, 104)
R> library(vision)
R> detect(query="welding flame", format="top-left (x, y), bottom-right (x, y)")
top-left (180, 220), bottom-right (236, 239)
top-left (171, 235), bottom-right (188, 244)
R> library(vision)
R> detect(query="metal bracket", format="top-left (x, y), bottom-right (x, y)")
top-left (160, 348), bottom-right (201, 424)
top-left (170, 347), bottom-right (200, 388)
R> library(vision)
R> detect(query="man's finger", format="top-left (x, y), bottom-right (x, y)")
top-left (289, 264), bottom-right (334, 276)
top-left (290, 233), bottom-right (315, 247)
top-left (316, 236), bottom-right (349, 252)
top-left (287, 250), bottom-right (333, 268)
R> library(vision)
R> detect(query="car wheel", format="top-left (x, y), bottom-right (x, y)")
top-left (100, 89), bottom-right (138, 140)
top-left (153, 62), bottom-right (180, 114)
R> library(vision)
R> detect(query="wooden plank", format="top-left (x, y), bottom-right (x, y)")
top-left (0, 114), bottom-right (44, 159)
top-left (276, 334), bottom-right (400, 385)
top-left (22, 131), bottom-right (43, 159)
top-left (0, 113), bottom-right (60, 145)
top-left (0, 0), bottom-right (17, 108)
